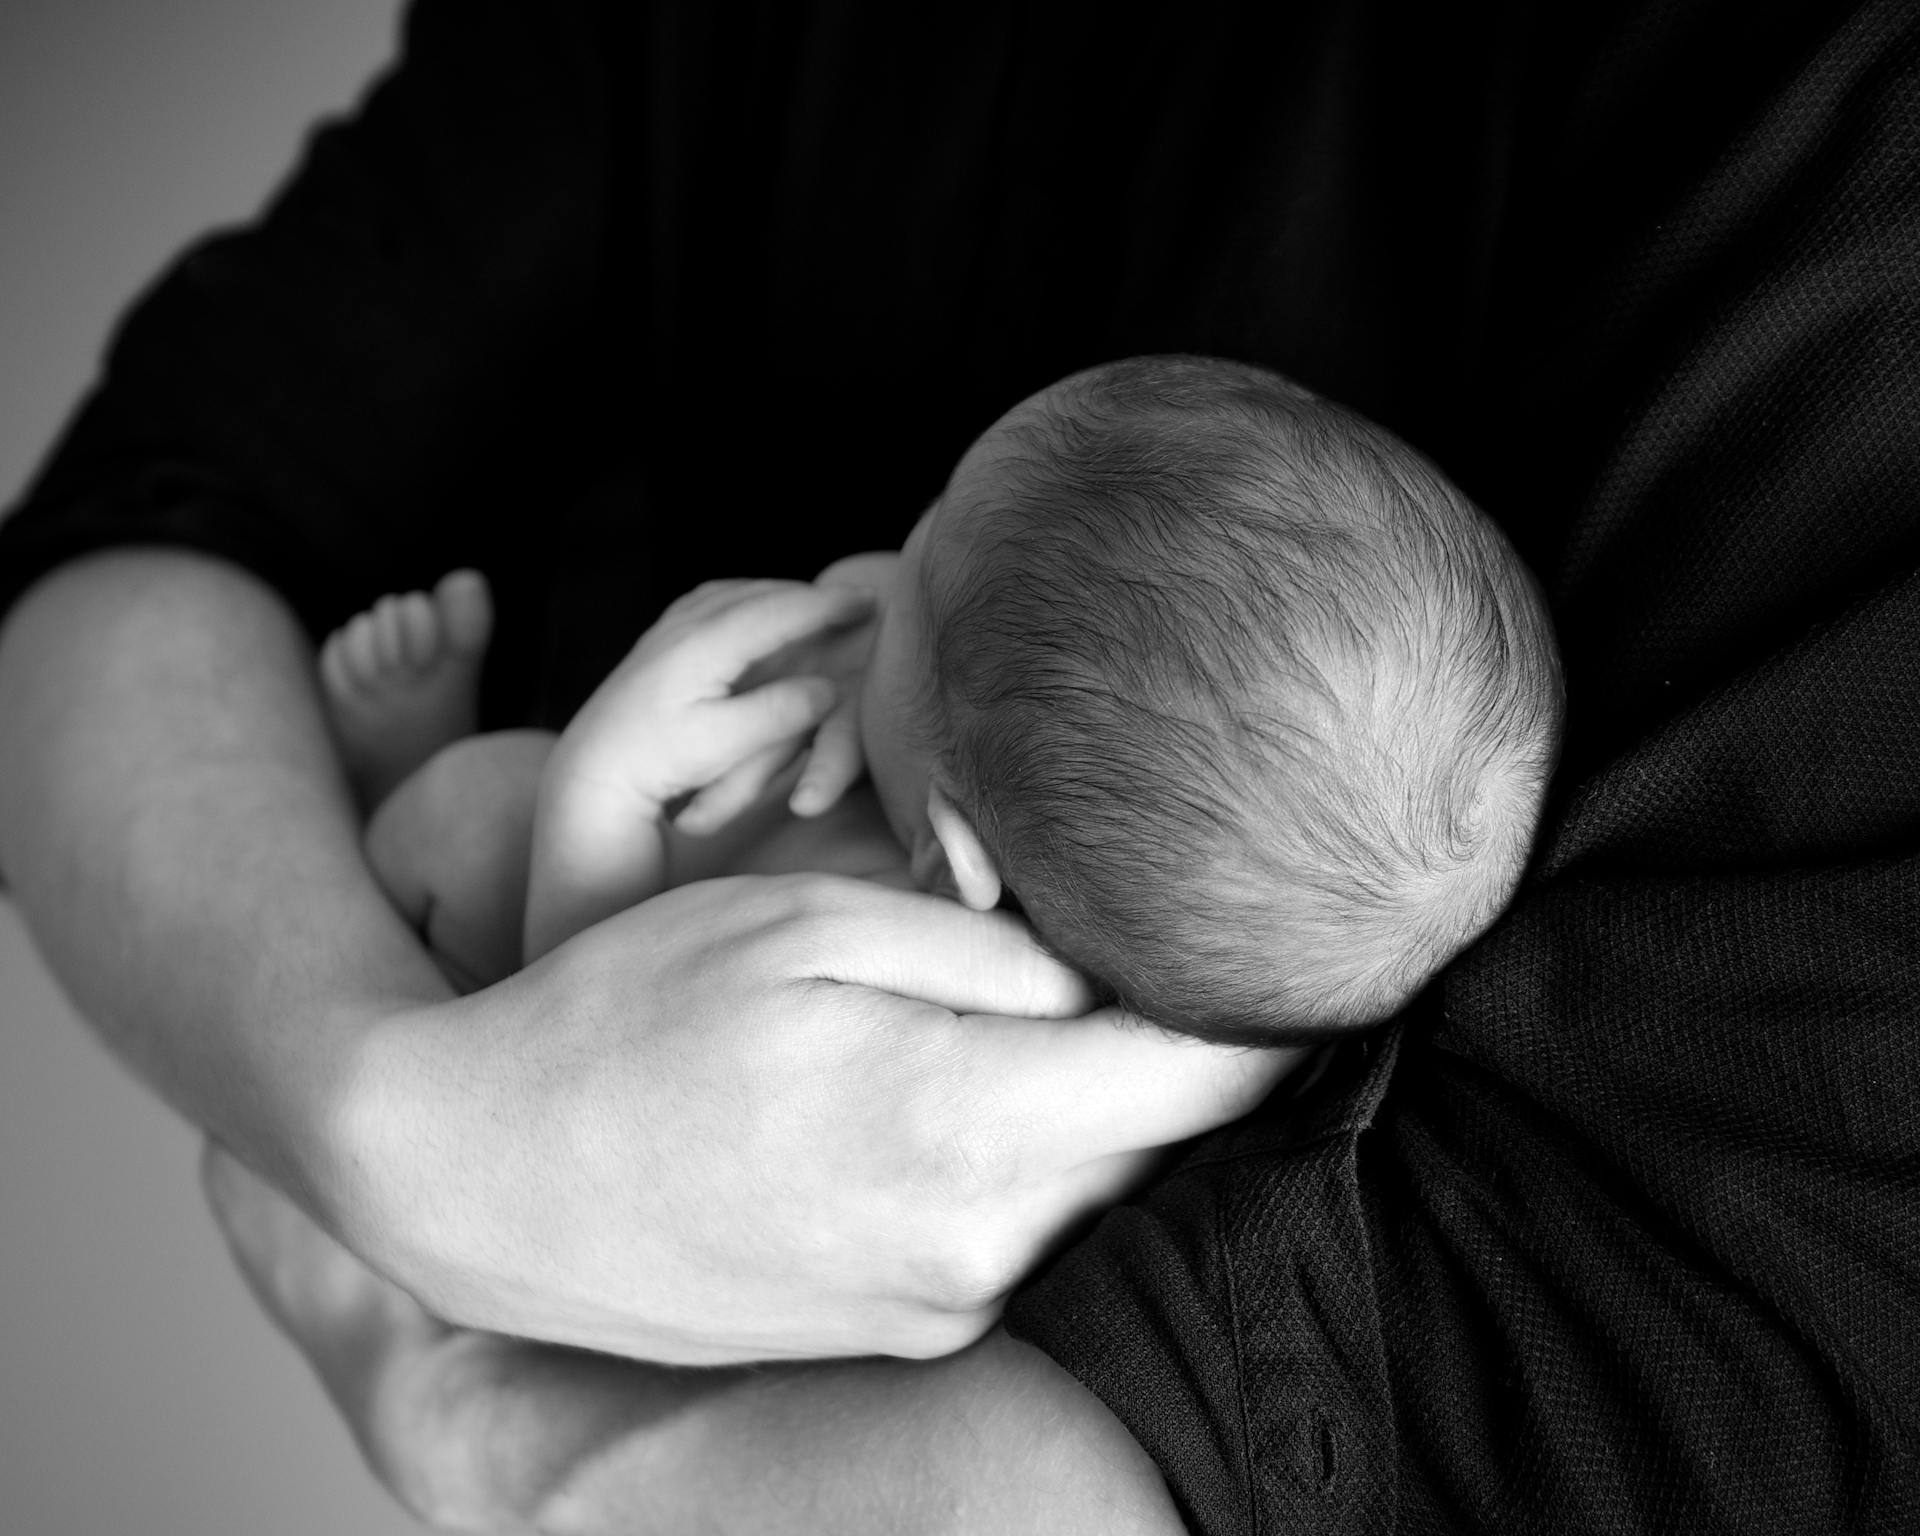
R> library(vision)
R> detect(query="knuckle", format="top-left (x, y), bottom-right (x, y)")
top-left (916, 1223), bottom-right (1026, 1321)
top-left (726, 876), bottom-right (847, 977)
top-left (894, 1139), bottom-right (1033, 1318)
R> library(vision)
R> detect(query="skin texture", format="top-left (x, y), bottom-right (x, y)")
top-left (0, 549), bottom-right (451, 1221)
top-left (0, 548), bottom-right (1280, 1366)
top-left (206, 1133), bottom-right (1191, 1536)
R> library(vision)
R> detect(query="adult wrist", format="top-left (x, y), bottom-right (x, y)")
top-left (306, 987), bottom-right (468, 1294)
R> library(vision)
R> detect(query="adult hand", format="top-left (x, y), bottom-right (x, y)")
top-left (339, 871), bottom-right (1291, 1365)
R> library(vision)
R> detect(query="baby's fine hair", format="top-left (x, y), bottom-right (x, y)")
top-left (918, 355), bottom-right (1564, 1047)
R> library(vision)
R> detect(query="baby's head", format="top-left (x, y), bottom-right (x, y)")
top-left (857, 356), bottom-right (1563, 1047)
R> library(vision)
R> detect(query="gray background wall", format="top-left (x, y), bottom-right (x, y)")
top-left (0, 2), bottom-right (427, 1530)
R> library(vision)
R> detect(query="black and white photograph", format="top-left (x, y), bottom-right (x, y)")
top-left (1, 3), bottom-right (1915, 1532)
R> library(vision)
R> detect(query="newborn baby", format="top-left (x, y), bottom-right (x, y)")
top-left (322, 355), bottom-right (1563, 1044)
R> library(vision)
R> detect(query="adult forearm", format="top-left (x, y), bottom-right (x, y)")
top-left (0, 547), bottom-right (450, 1222)
top-left (30, 553), bottom-right (1283, 1357)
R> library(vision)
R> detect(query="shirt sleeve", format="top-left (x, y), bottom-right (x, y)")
top-left (0, 0), bottom-right (614, 642)
top-left (1007, 5), bottom-right (1920, 1532)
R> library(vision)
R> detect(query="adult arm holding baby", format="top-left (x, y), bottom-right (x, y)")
top-left (21, 0), bottom-right (1920, 1530)
top-left (199, 349), bottom-right (1550, 1532)
top-left (0, 546), bottom-right (1267, 1365)
top-left (192, 520), bottom-right (1295, 1534)
top-left (0, 0), bottom-right (1278, 1372)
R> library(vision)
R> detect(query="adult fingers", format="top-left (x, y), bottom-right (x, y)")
top-left (964, 1010), bottom-right (1307, 1167)
top-left (746, 878), bottom-right (1295, 1156)
top-left (790, 880), bottom-right (1095, 1020)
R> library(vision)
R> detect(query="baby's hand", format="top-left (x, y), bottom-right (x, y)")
top-left (722, 551), bottom-right (900, 821)
top-left (787, 551), bottom-right (902, 818)
top-left (565, 578), bottom-right (875, 837)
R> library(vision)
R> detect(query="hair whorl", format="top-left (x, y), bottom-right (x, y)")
top-left (921, 356), bottom-right (1562, 1046)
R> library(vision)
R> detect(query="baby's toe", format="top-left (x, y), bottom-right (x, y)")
top-left (434, 569), bottom-right (494, 656)
top-left (396, 591), bottom-right (440, 670)
top-left (318, 628), bottom-right (356, 702)
top-left (342, 610), bottom-right (384, 684)
top-left (373, 595), bottom-right (411, 673)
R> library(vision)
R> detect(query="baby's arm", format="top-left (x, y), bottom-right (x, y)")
top-left (523, 579), bottom-right (874, 961)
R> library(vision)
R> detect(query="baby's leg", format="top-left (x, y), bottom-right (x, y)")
top-left (365, 733), bottom-right (554, 993)
top-left (319, 571), bottom-right (547, 992)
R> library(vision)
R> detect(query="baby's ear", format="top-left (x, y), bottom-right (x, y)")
top-left (926, 783), bottom-right (1003, 912)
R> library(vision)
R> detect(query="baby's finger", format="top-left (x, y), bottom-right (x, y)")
top-left (790, 689), bottom-right (866, 817)
top-left (699, 673), bottom-right (839, 773)
top-left (641, 578), bottom-right (774, 645)
top-left (675, 741), bottom-right (803, 835)
top-left (689, 584), bottom-right (875, 693)
top-left (813, 550), bottom-right (902, 594)
top-left (659, 578), bottom-right (822, 637)
top-left (662, 577), bottom-right (762, 618)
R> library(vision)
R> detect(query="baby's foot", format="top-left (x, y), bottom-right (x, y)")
top-left (320, 569), bottom-right (494, 807)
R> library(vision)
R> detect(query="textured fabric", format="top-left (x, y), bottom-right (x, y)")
top-left (2, 3), bottom-right (1916, 1530)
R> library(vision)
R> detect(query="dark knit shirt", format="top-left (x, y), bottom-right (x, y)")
top-left (3, 3), bottom-right (1916, 1530)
